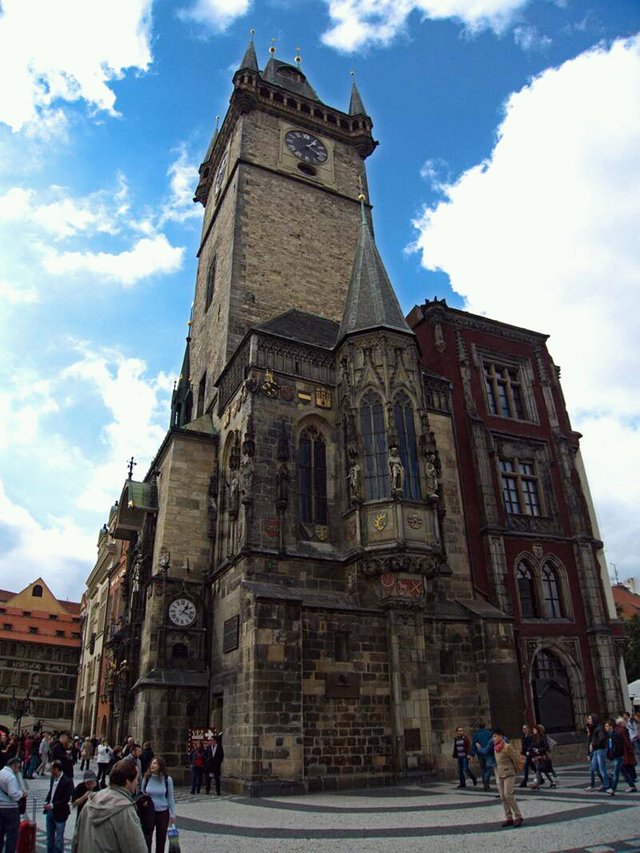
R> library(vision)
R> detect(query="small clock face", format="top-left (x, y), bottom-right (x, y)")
top-left (213, 151), bottom-right (229, 195)
top-left (285, 130), bottom-right (328, 165)
top-left (168, 598), bottom-right (196, 627)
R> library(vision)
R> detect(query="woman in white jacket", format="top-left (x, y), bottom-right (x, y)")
top-left (96, 739), bottom-right (114, 790)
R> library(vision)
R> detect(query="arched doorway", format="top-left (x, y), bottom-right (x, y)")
top-left (531, 649), bottom-right (575, 733)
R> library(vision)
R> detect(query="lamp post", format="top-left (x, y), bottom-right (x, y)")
top-left (5, 679), bottom-right (39, 734)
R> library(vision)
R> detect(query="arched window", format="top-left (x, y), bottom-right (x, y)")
top-left (542, 563), bottom-right (563, 618)
top-left (393, 392), bottom-right (421, 500)
top-left (360, 391), bottom-right (388, 500)
top-left (532, 649), bottom-right (574, 732)
top-left (516, 561), bottom-right (538, 618)
top-left (205, 256), bottom-right (216, 312)
top-left (32, 584), bottom-right (43, 597)
top-left (298, 428), bottom-right (327, 526)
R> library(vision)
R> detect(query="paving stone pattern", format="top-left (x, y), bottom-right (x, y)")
top-left (19, 762), bottom-right (640, 852)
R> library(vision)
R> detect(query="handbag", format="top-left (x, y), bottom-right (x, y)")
top-left (168, 825), bottom-right (181, 852)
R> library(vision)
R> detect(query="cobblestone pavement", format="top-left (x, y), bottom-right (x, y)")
top-left (19, 763), bottom-right (640, 852)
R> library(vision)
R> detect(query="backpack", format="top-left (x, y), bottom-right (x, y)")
top-left (135, 793), bottom-right (156, 835)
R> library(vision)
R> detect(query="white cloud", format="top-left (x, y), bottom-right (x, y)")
top-left (0, 0), bottom-right (153, 133)
top-left (178, 0), bottom-right (251, 31)
top-left (410, 35), bottom-right (640, 576)
top-left (61, 346), bottom-right (174, 511)
top-left (0, 345), bottom-right (175, 597)
top-left (0, 478), bottom-right (96, 601)
top-left (513, 24), bottom-right (552, 52)
top-left (321, 0), bottom-right (532, 51)
top-left (42, 234), bottom-right (184, 285)
top-left (160, 145), bottom-right (201, 224)
top-left (0, 370), bottom-right (59, 451)
top-left (0, 279), bottom-right (38, 305)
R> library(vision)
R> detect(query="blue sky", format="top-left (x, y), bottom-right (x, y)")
top-left (0, 0), bottom-right (638, 600)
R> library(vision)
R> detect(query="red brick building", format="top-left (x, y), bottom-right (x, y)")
top-left (0, 579), bottom-right (81, 733)
top-left (409, 298), bottom-right (626, 733)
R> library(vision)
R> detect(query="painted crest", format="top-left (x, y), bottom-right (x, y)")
top-left (407, 513), bottom-right (423, 529)
top-left (373, 512), bottom-right (388, 531)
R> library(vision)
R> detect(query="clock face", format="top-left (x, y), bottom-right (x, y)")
top-left (284, 130), bottom-right (328, 165)
top-left (213, 150), bottom-right (229, 196)
top-left (168, 598), bottom-right (197, 627)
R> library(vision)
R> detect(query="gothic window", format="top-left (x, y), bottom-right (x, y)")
top-left (32, 584), bottom-right (43, 597)
top-left (197, 372), bottom-right (206, 418)
top-left (541, 563), bottom-right (564, 618)
top-left (516, 561), bottom-right (539, 618)
top-left (500, 458), bottom-right (542, 516)
top-left (360, 391), bottom-right (388, 500)
top-left (205, 256), bottom-right (216, 312)
top-left (393, 392), bottom-right (421, 500)
top-left (297, 428), bottom-right (327, 526)
top-left (484, 362), bottom-right (526, 419)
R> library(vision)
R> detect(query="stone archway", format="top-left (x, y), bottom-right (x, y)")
top-left (527, 642), bottom-right (586, 733)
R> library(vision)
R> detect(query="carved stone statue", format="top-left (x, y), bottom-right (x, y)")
top-left (228, 472), bottom-right (240, 517)
top-left (276, 463), bottom-right (290, 511)
top-left (425, 452), bottom-right (440, 498)
top-left (241, 454), bottom-right (254, 503)
top-left (388, 446), bottom-right (404, 493)
top-left (348, 462), bottom-right (361, 500)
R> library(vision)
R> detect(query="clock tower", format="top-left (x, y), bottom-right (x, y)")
top-left (114, 35), bottom-right (519, 793)
top-left (184, 38), bottom-right (377, 401)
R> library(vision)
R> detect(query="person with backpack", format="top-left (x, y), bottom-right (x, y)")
top-left (189, 746), bottom-right (205, 795)
top-left (140, 756), bottom-right (176, 852)
top-left (72, 758), bottom-right (148, 853)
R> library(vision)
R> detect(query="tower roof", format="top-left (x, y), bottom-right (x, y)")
top-left (239, 34), bottom-right (259, 71)
top-left (261, 57), bottom-right (320, 101)
top-left (337, 211), bottom-right (413, 344)
top-left (348, 78), bottom-right (368, 116)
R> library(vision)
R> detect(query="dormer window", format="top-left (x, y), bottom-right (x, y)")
top-left (277, 66), bottom-right (303, 83)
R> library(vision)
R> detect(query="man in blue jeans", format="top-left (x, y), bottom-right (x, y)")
top-left (472, 723), bottom-right (494, 790)
top-left (0, 755), bottom-right (24, 853)
top-left (44, 759), bottom-right (74, 853)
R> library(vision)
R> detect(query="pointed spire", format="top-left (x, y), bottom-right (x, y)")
top-left (348, 71), bottom-right (367, 116)
top-left (239, 29), bottom-right (258, 71)
top-left (203, 114), bottom-right (220, 163)
top-left (337, 197), bottom-right (413, 345)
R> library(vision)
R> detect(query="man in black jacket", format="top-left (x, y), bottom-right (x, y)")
top-left (44, 759), bottom-right (74, 853)
top-left (50, 733), bottom-right (74, 779)
top-left (204, 735), bottom-right (224, 795)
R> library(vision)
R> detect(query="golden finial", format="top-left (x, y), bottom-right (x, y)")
top-left (250, 28), bottom-right (255, 41)
top-left (269, 38), bottom-right (276, 55)
top-left (294, 47), bottom-right (302, 67)
top-left (357, 174), bottom-right (366, 202)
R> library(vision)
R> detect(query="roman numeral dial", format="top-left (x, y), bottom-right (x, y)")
top-left (285, 130), bottom-right (328, 165)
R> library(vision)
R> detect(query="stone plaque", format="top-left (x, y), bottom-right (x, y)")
top-left (325, 671), bottom-right (361, 699)
top-left (404, 728), bottom-right (422, 752)
top-left (223, 615), bottom-right (240, 653)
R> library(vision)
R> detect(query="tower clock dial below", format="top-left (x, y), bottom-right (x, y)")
top-left (285, 130), bottom-right (328, 164)
top-left (168, 597), bottom-right (197, 627)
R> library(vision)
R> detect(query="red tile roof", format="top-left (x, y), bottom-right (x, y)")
top-left (612, 584), bottom-right (640, 619)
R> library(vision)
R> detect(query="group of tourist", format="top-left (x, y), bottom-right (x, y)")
top-left (0, 728), bottom-right (182, 853)
top-left (453, 710), bottom-right (640, 829)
